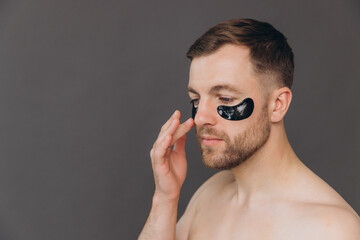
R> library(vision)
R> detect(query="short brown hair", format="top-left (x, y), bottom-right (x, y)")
top-left (186, 19), bottom-right (294, 89)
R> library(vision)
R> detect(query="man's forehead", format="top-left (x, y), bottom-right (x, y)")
top-left (189, 44), bottom-right (251, 71)
top-left (188, 44), bottom-right (255, 94)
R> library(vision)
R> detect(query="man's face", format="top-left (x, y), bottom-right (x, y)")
top-left (187, 44), bottom-right (271, 170)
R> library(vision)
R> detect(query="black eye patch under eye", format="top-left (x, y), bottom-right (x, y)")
top-left (192, 102), bottom-right (198, 119)
top-left (217, 98), bottom-right (254, 121)
top-left (191, 98), bottom-right (254, 121)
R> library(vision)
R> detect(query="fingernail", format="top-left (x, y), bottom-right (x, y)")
top-left (186, 118), bottom-right (193, 126)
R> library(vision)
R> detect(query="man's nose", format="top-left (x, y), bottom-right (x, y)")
top-left (194, 100), bottom-right (217, 126)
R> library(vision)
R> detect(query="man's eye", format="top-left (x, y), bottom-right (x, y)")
top-left (190, 99), bottom-right (199, 106)
top-left (219, 97), bottom-right (234, 103)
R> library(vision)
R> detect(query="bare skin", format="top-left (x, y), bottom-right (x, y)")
top-left (138, 110), bottom-right (194, 240)
top-left (139, 44), bottom-right (360, 240)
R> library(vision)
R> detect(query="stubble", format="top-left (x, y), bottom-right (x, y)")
top-left (196, 105), bottom-right (271, 170)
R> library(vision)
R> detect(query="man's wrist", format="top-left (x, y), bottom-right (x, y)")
top-left (152, 192), bottom-right (180, 205)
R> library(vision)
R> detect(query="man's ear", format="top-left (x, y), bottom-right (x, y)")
top-left (269, 87), bottom-right (292, 123)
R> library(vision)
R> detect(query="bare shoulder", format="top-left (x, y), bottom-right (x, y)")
top-left (176, 170), bottom-right (233, 240)
top-left (296, 202), bottom-right (360, 239)
top-left (321, 205), bottom-right (360, 239)
top-left (286, 167), bottom-right (360, 239)
top-left (272, 189), bottom-right (360, 239)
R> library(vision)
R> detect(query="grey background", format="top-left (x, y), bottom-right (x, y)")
top-left (0, 0), bottom-right (359, 239)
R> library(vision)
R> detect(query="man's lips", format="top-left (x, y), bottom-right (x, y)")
top-left (200, 135), bottom-right (223, 146)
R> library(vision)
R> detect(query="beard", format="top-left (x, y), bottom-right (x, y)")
top-left (196, 105), bottom-right (271, 170)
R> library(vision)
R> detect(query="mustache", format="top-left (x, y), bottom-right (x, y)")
top-left (196, 126), bottom-right (229, 141)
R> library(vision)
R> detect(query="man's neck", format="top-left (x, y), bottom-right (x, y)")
top-left (230, 122), bottom-right (303, 203)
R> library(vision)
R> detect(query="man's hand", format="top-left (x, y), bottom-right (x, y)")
top-left (138, 110), bottom-right (194, 240)
top-left (150, 110), bottom-right (194, 201)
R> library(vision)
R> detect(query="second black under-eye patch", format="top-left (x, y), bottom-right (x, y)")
top-left (217, 98), bottom-right (254, 121)
top-left (191, 98), bottom-right (254, 121)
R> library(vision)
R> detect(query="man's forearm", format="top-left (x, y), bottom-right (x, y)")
top-left (138, 194), bottom-right (179, 240)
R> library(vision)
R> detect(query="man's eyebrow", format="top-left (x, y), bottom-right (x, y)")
top-left (209, 84), bottom-right (242, 95)
top-left (187, 86), bottom-right (198, 95)
top-left (187, 84), bottom-right (242, 95)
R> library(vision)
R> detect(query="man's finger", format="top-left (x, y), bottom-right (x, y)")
top-left (159, 110), bottom-right (180, 135)
top-left (153, 111), bottom-right (179, 148)
top-left (170, 118), bottom-right (194, 146)
top-left (156, 117), bottom-right (180, 147)
top-left (156, 110), bottom-right (180, 142)
top-left (152, 135), bottom-right (172, 166)
top-left (173, 134), bottom-right (186, 154)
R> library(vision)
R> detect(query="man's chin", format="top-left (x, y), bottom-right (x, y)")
top-left (201, 152), bottom-right (241, 170)
top-left (201, 158), bottom-right (240, 170)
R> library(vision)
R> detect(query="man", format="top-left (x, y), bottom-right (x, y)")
top-left (138, 19), bottom-right (360, 239)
